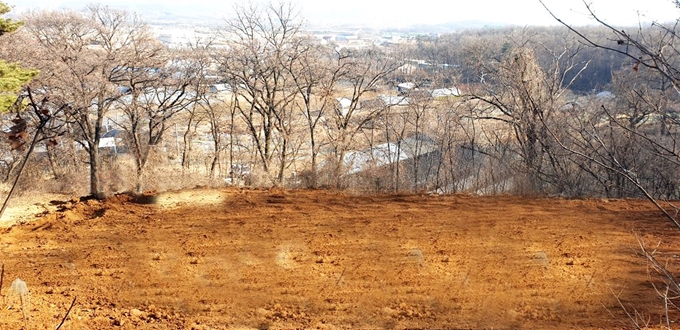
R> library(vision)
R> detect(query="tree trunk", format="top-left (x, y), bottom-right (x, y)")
top-left (310, 143), bottom-right (317, 188)
top-left (89, 145), bottom-right (103, 199)
top-left (229, 112), bottom-right (235, 184)
top-left (210, 146), bottom-right (219, 179)
top-left (182, 112), bottom-right (195, 171)
top-left (135, 160), bottom-right (143, 193)
top-left (277, 138), bottom-right (287, 186)
top-left (308, 122), bottom-right (318, 188)
top-left (209, 115), bottom-right (221, 180)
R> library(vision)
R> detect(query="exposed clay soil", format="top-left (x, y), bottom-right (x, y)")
top-left (1, 188), bottom-right (679, 329)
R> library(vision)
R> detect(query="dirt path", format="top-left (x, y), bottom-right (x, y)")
top-left (0, 188), bottom-right (678, 329)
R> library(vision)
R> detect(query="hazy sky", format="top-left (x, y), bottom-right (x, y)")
top-left (9, 0), bottom-right (680, 27)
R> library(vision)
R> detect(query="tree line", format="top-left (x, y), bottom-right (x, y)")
top-left (0, 2), bottom-right (678, 202)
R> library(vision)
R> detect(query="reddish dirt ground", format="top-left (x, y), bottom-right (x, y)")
top-left (1, 188), bottom-right (679, 329)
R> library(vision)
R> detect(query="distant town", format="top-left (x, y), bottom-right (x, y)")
top-left (147, 19), bottom-right (507, 49)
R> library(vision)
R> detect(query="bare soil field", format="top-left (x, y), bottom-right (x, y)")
top-left (0, 188), bottom-right (679, 329)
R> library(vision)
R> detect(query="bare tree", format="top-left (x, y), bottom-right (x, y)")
top-left (217, 2), bottom-right (302, 185)
top-left (0, 88), bottom-right (65, 220)
top-left (115, 45), bottom-right (201, 193)
top-left (540, 0), bottom-right (680, 94)
top-left (281, 39), bottom-right (342, 187)
top-left (538, 4), bottom-right (680, 325)
top-left (465, 36), bottom-right (589, 194)
top-left (540, 0), bottom-right (680, 225)
top-left (323, 47), bottom-right (402, 188)
top-left (23, 5), bottom-right (155, 198)
top-left (404, 91), bottom-right (435, 192)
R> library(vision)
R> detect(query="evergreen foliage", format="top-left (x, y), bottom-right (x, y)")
top-left (0, 2), bottom-right (22, 35)
top-left (0, 2), bottom-right (37, 112)
top-left (0, 61), bottom-right (38, 111)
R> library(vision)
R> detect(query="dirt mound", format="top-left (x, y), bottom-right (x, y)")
top-left (0, 188), bottom-right (678, 329)
top-left (0, 192), bottom-right (74, 228)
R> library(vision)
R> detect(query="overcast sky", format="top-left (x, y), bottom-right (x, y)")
top-left (9, 0), bottom-right (680, 27)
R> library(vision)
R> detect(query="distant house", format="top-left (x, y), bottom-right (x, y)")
top-left (397, 82), bottom-right (416, 94)
top-left (117, 87), bottom-right (197, 110)
top-left (118, 86), bottom-right (132, 95)
top-left (380, 95), bottom-right (410, 107)
top-left (397, 63), bottom-right (419, 76)
top-left (336, 97), bottom-right (353, 116)
top-left (98, 129), bottom-right (128, 154)
top-left (342, 134), bottom-right (441, 189)
top-left (431, 87), bottom-right (461, 98)
top-left (209, 83), bottom-right (232, 94)
top-left (344, 143), bottom-right (407, 175)
top-left (595, 91), bottom-right (615, 100)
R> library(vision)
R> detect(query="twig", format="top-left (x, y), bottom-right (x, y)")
top-left (323, 262), bottom-right (362, 300)
top-left (0, 263), bottom-right (4, 313)
top-left (0, 124), bottom-right (42, 220)
top-left (20, 292), bottom-right (27, 326)
top-left (335, 267), bottom-right (347, 287)
top-left (55, 296), bottom-right (77, 330)
top-left (660, 284), bottom-right (671, 330)
top-left (611, 287), bottom-right (645, 330)
top-left (0, 88), bottom-right (53, 221)
top-left (636, 235), bottom-right (680, 295)
top-left (453, 269), bottom-right (472, 297)
top-left (0, 263), bottom-right (4, 298)
top-left (576, 269), bottom-right (597, 301)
